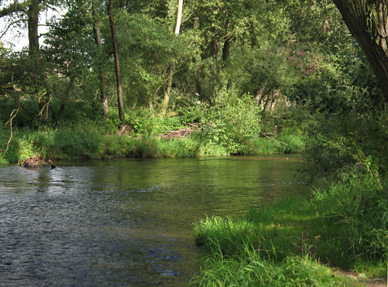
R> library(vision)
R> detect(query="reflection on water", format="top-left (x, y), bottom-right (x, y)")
top-left (0, 155), bottom-right (307, 286)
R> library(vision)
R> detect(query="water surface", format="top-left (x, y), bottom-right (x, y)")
top-left (0, 155), bottom-right (307, 286)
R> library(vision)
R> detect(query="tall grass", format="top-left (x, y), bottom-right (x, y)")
top-left (1, 127), bottom-right (304, 163)
top-left (191, 252), bottom-right (362, 286)
top-left (192, 174), bottom-right (388, 285)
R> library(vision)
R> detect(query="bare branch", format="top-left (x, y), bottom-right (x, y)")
top-left (0, 18), bottom-right (25, 38)
top-left (2, 77), bottom-right (22, 159)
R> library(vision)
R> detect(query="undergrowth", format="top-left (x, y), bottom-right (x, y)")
top-left (0, 111), bottom-right (304, 163)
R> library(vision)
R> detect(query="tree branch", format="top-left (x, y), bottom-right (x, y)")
top-left (261, 132), bottom-right (289, 147)
top-left (0, 1), bottom-right (29, 18)
top-left (0, 18), bottom-right (25, 38)
top-left (2, 80), bottom-right (22, 159)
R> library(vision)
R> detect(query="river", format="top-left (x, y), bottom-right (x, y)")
top-left (0, 154), bottom-right (307, 286)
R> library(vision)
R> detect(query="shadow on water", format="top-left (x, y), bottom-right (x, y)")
top-left (0, 154), bottom-right (308, 286)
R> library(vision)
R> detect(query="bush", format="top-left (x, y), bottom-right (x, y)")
top-left (301, 109), bottom-right (388, 182)
top-left (52, 125), bottom-right (101, 159)
top-left (199, 88), bottom-right (262, 155)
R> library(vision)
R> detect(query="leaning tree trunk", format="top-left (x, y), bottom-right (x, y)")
top-left (108, 0), bottom-right (125, 122)
top-left (333, 0), bottom-right (388, 103)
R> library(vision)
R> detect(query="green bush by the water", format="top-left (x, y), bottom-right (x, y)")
top-left (192, 174), bottom-right (388, 286)
top-left (0, 102), bottom-right (304, 163)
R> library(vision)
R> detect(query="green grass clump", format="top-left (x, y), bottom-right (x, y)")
top-left (191, 253), bottom-right (361, 286)
top-left (311, 175), bottom-right (388, 268)
top-left (192, 174), bottom-right (388, 285)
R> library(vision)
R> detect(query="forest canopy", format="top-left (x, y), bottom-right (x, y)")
top-left (1, 0), bottom-right (378, 119)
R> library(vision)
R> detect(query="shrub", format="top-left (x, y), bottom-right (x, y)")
top-left (53, 125), bottom-right (101, 159)
top-left (199, 88), bottom-right (262, 155)
top-left (301, 108), bottom-right (388, 182)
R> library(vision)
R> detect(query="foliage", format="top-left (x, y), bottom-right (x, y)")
top-left (193, 174), bottom-right (388, 285)
top-left (198, 88), bottom-right (262, 155)
top-left (301, 108), bottom-right (388, 182)
top-left (115, 12), bottom-right (192, 107)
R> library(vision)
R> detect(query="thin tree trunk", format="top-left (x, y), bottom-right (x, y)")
top-left (162, 0), bottom-right (183, 112)
top-left (222, 38), bottom-right (230, 68)
top-left (193, 17), bottom-right (203, 99)
top-left (222, 20), bottom-right (231, 69)
top-left (93, 0), bottom-right (108, 118)
top-left (255, 78), bottom-right (268, 105)
top-left (175, 0), bottom-right (183, 35)
top-left (163, 64), bottom-right (175, 112)
top-left (210, 39), bottom-right (218, 80)
top-left (263, 91), bottom-right (274, 113)
top-left (28, 0), bottom-right (51, 120)
top-left (108, 0), bottom-right (125, 122)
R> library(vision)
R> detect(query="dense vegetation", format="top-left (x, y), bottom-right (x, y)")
top-left (1, 0), bottom-right (388, 285)
top-left (0, 0), bottom-right (363, 164)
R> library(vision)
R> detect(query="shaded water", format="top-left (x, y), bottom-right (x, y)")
top-left (0, 155), bottom-right (307, 286)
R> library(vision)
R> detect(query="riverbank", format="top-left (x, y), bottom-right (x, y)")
top-left (0, 121), bottom-right (304, 164)
top-left (191, 174), bottom-right (388, 286)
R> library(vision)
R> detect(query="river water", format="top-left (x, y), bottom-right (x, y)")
top-left (0, 155), bottom-right (307, 286)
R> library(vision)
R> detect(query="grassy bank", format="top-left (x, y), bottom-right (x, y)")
top-left (0, 89), bottom-right (308, 164)
top-left (0, 118), bottom-right (304, 164)
top-left (191, 175), bottom-right (388, 286)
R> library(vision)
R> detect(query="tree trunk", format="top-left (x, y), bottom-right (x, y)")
top-left (162, 0), bottom-right (183, 112)
top-left (93, 0), bottom-right (109, 118)
top-left (174, 0), bottom-right (183, 35)
top-left (222, 38), bottom-right (230, 68)
top-left (210, 39), bottom-right (218, 79)
top-left (193, 17), bottom-right (203, 99)
top-left (222, 20), bottom-right (231, 69)
top-left (332, 0), bottom-right (388, 103)
top-left (108, 0), bottom-right (125, 122)
top-left (163, 64), bottom-right (175, 111)
top-left (255, 78), bottom-right (268, 105)
top-left (28, 0), bottom-right (52, 120)
top-left (27, 0), bottom-right (40, 58)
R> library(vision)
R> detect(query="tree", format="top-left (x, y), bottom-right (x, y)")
top-left (108, 0), bottom-right (125, 122)
top-left (162, 0), bottom-right (183, 112)
top-left (332, 0), bottom-right (388, 104)
top-left (93, 0), bottom-right (109, 117)
top-left (0, 0), bottom-right (54, 119)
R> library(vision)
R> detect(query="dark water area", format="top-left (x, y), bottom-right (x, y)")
top-left (0, 155), bottom-right (308, 286)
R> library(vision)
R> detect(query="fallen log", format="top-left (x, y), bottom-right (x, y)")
top-left (159, 123), bottom-right (201, 140)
